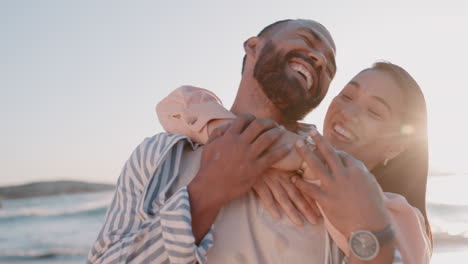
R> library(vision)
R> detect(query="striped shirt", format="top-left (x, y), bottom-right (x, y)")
top-left (88, 132), bottom-right (404, 264)
top-left (87, 133), bottom-right (213, 264)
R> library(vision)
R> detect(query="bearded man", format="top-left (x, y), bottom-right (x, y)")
top-left (87, 19), bottom-right (389, 264)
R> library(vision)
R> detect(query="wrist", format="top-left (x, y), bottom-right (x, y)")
top-left (346, 208), bottom-right (392, 237)
top-left (348, 224), bottom-right (395, 262)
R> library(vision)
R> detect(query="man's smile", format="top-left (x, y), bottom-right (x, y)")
top-left (288, 58), bottom-right (318, 93)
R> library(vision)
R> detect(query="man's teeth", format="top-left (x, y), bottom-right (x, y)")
top-left (334, 125), bottom-right (354, 140)
top-left (291, 63), bottom-right (313, 89)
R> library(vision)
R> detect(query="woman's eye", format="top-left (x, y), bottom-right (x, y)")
top-left (341, 93), bottom-right (352, 100)
top-left (368, 109), bottom-right (381, 118)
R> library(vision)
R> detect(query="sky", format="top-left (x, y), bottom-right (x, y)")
top-left (1, 0), bottom-right (467, 186)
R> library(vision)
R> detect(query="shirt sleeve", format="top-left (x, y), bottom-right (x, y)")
top-left (385, 192), bottom-right (432, 264)
top-left (87, 135), bottom-right (214, 264)
top-left (156, 85), bottom-right (236, 144)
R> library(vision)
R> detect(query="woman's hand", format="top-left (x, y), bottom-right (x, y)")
top-left (270, 129), bottom-right (306, 171)
top-left (252, 169), bottom-right (321, 227)
top-left (293, 128), bottom-right (391, 237)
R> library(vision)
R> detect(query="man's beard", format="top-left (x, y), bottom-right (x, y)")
top-left (253, 41), bottom-right (324, 121)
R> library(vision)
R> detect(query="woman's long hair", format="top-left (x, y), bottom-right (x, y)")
top-left (368, 62), bottom-right (433, 247)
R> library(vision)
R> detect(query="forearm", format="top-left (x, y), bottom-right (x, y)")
top-left (188, 178), bottom-right (223, 244)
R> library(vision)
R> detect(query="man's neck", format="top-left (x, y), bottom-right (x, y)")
top-left (230, 78), bottom-right (299, 132)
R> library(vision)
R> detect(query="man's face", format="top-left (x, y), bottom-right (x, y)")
top-left (253, 21), bottom-right (336, 121)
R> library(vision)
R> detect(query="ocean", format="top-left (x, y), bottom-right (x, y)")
top-left (0, 174), bottom-right (467, 263)
top-left (0, 191), bottom-right (110, 264)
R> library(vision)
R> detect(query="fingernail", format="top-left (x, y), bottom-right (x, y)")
top-left (290, 176), bottom-right (297, 183)
top-left (307, 215), bottom-right (317, 225)
top-left (295, 139), bottom-right (305, 148)
top-left (294, 217), bottom-right (304, 227)
top-left (271, 210), bottom-right (281, 219)
top-left (310, 126), bottom-right (318, 136)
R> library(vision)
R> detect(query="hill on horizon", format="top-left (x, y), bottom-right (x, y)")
top-left (0, 180), bottom-right (114, 200)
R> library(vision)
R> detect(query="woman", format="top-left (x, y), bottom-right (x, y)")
top-left (156, 62), bottom-right (432, 262)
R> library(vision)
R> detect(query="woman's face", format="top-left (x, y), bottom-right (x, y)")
top-left (323, 69), bottom-right (405, 170)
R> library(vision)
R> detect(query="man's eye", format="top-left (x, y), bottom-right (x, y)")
top-left (300, 35), bottom-right (315, 48)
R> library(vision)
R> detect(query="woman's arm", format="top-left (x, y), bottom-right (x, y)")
top-left (294, 128), bottom-right (431, 264)
top-left (156, 86), bottom-right (321, 225)
top-left (156, 85), bottom-right (310, 172)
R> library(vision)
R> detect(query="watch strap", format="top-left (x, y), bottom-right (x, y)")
top-left (374, 224), bottom-right (395, 246)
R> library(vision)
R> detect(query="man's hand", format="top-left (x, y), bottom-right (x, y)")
top-left (193, 114), bottom-right (293, 206)
top-left (188, 114), bottom-right (292, 243)
top-left (252, 169), bottom-right (321, 227)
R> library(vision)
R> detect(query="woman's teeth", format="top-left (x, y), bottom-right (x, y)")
top-left (290, 63), bottom-right (313, 90)
top-left (334, 124), bottom-right (354, 140)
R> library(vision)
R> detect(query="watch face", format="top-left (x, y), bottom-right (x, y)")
top-left (350, 230), bottom-right (379, 260)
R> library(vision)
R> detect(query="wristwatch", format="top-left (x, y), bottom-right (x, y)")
top-left (349, 225), bottom-right (395, 261)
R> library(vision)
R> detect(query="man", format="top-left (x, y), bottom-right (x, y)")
top-left (88, 19), bottom-right (396, 263)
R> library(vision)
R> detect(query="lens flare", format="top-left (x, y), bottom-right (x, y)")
top-left (400, 124), bottom-right (415, 135)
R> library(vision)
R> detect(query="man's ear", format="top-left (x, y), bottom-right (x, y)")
top-left (243, 37), bottom-right (259, 58)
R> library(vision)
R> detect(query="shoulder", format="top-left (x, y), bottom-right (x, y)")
top-left (140, 132), bottom-right (188, 147)
top-left (122, 133), bottom-right (190, 188)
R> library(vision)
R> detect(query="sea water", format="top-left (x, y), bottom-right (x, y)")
top-left (0, 174), bottom-right (467, 263)
top-left (0, 191), bottom-right (112, 263)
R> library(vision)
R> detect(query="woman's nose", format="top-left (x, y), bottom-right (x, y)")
top-left (342, 104), bottom-right (360, 123)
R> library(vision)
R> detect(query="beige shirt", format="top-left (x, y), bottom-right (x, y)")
top-left (169, 146), bottom-right (327, 264)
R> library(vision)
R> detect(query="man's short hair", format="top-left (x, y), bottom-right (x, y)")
top-left (241, 19), bottom-right (292, 74)
top-left (257, 19), bottom-right (293, 38)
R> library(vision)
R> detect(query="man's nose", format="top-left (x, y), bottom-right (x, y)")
top-left (307, 50), bottom-right (327, 73)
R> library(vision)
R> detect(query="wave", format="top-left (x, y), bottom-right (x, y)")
top-left (433, 231), bottom-right (468, 247)
top-left (427, 203), bottom-right (468, 220)
top-left (0, 248), bottom-right (88, 260)
top-left (0, 200), bottom-right (109, 220)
